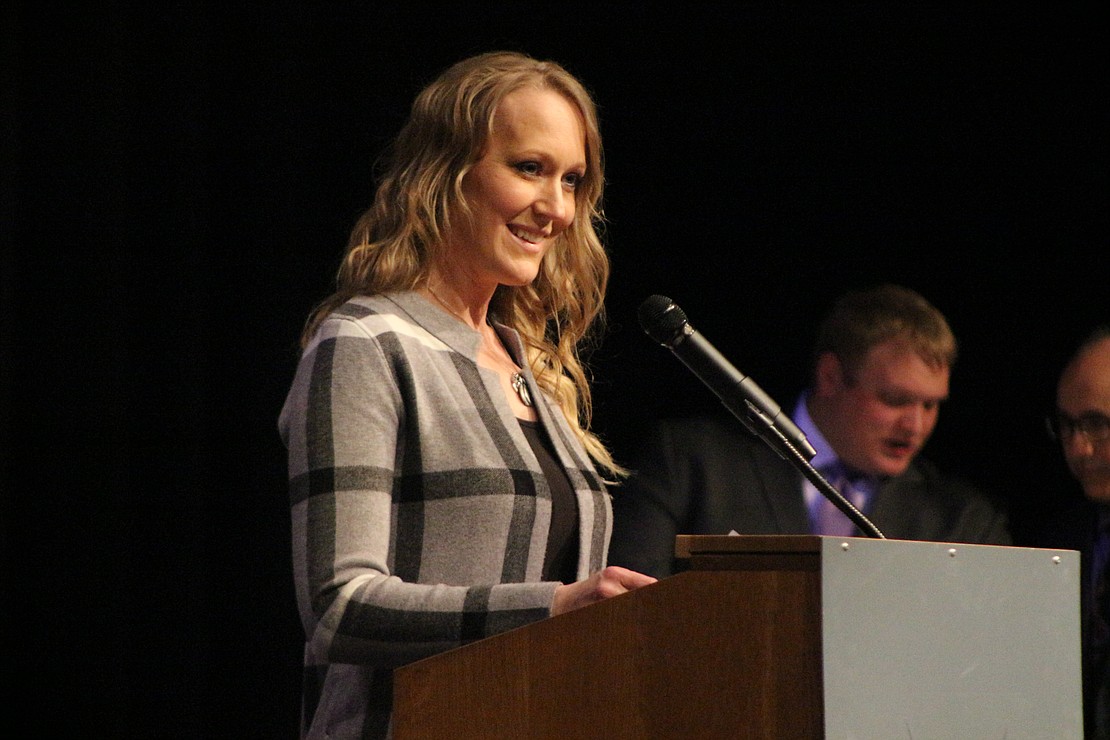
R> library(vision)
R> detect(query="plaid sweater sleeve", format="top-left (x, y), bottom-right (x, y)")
top-left (278, 294), bottom-right (608, 671)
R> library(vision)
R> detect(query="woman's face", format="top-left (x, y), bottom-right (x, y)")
top-left (447, 86), bottom-right (586, 292)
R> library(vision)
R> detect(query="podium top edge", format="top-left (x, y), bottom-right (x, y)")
top-left (675, 534), bottom-right (823, 558)
top-left (673, 534), bottom-right (1079, 559)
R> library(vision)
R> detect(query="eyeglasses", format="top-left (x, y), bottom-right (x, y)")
top-left (1046, 412), bottom-right (1110, 444)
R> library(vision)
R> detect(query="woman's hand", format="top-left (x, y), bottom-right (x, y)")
top-left (551, 566), bottom-right (657, 616)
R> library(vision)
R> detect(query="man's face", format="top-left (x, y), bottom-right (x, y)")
top-left (1056, 338), bottom-right (1110, 503)
top-left (815, 338), bottom-right (950, 478)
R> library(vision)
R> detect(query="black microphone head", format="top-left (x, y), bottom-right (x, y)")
top-left (638, 295), bottom-right (689, 346)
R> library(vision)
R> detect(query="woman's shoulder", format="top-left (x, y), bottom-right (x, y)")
top-left (331, 292), bottom-right (408, 318)
top-left (302, 294), bottom-right (417, 354)
top-left (318, 291), bottom-right (481, 360)
top-left (321, 292), bottom-right (424, 332)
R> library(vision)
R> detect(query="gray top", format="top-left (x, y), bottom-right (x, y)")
top-left (278, 291), bottom-right (611, 738)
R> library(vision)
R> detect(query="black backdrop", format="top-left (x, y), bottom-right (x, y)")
top-left (5, 3), bottom-right (1107, 736)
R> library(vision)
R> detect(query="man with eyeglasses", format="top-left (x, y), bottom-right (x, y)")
top-left (1039, 326), bottom-right (1110, 739)
top-left (1051, 328), bottom-right (1110, 506)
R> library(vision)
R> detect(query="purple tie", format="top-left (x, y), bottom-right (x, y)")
top-left (816, 472), bottom-right (860, 537)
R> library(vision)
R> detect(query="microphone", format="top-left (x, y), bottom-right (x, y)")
top-left (638, 295), bottom-right (817, 462)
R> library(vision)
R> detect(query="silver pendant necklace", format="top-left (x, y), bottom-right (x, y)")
top-left (510, 371), bottom-right (533, 407)
top-left (426, 284), bottom-right (532, 407)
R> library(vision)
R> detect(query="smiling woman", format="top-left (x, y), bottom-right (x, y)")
top-left (277, 51), bottom-right (656, 739)
top-left (432, 85), bottom-right (589, 420)
top-left (445, 86), bottom-right (586, 293)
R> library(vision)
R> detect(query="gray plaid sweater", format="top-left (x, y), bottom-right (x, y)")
top-left (278, 291), bottom-right (612, 738)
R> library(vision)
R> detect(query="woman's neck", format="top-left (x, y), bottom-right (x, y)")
top-left (422, 270), bottom-right (496, 331)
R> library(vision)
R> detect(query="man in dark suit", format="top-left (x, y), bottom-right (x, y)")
top-left (1035, 327), bottom-right (1110, 738)
top-left (609, 284), bottom-right (1011, 579)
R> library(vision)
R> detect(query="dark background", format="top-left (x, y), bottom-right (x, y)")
top-left (5, 3), bottom-right (1107, 737)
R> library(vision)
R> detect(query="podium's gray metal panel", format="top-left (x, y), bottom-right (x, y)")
top-left (821, 537), bottom-right (1082, 739)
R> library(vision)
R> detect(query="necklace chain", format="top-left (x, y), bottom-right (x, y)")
top-left (427, 284), bottom-right (532, 408)
top-left (427, 284), bottom-right (462, 318)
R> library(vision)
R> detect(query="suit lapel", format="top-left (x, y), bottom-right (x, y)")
top-left (760, 452), bottom-right (810, 533)
top-left (868, 465), bottom-right (926, 540)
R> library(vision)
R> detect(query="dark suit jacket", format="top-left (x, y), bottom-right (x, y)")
top-left (609, 413), bottom-right (1012, 579)
top-left (1028, 498), bottom-right (1110, 739)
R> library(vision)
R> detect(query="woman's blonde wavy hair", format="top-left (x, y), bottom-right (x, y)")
top-left (301, 51), bottom-right (623, 477)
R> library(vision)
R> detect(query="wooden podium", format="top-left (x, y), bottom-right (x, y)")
top-left (392, 535), bottom-right (1082, 738)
